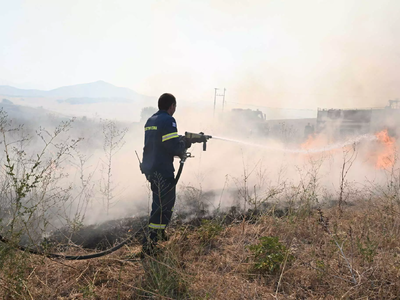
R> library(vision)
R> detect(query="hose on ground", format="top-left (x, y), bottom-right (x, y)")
top-left (0, 229), bottom-right (140, 260)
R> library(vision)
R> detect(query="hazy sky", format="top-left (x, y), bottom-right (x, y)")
top-left (1, 0), bottom-right (400, 109)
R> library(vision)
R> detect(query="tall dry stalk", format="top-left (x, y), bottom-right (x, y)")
top-left (100, 119), bottom-right (128, 215)
top-left (338, 143), bottom-right (357, 212)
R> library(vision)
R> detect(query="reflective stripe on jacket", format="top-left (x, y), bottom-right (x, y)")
top-left (141, 110), bottom-right (186, 178)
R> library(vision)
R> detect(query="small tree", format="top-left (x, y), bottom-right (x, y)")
top-left (0, 109), bottom-right (82, 240)
top-left (100, 119), bottom-right (128, 214)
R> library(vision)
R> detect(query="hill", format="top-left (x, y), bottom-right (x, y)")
top-left (0, 85), bottom-right (45, 97)
top-left (47, 80), bottom-right (142, 99)
top-left (0, 98), bottom-right (69, 124)
top-left (0, 80), bottom-right (152, 104)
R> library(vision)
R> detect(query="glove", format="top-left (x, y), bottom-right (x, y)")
top-left (180, 136), bottom-right (191, 149)
top-left (184, 138), bottom-right (192, 149)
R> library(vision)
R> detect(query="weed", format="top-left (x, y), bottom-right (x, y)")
top-left (0, 244), bottom-right (31, 298)
top-left (357, 235), bottom-right (377, 263)
top-left (249, 236), bottom-right (293, 275)
top-left (138, 248), bottom-right (189, 299)
top-left (197, 219), bottom-right (223, 244)
top-left (80, 283), bottom-right (97, 298)
top-left (315, 259), bottom-right (326, 278)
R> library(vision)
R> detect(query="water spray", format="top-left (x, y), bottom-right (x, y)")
top-left (213, 134), bottom-right (378, 154)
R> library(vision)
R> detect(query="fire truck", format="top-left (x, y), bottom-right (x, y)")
top-left (316, 100), bottom-right (400, 138)
top-left (222, 108), bottom-right (269, 138)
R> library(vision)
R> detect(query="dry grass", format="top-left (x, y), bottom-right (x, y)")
top-left (1, 198), bottom-right (400, 299)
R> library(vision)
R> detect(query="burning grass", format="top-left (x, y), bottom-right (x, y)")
top-left (375, 129), bottom-right (397, 169)
top-left (1, 196), bottom-right (400, 299)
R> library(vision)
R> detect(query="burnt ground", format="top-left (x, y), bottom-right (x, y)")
top-left (45, 216), bottom-right (148, 251)
top-left (44, 202), bottom-right (293, 252)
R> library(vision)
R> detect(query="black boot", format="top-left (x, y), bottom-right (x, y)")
top-left (159, 229), bottom-right (168, 242)
top-left (141, 229), bottom-right (159, 258)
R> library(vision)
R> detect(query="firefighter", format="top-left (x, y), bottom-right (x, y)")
top-left (140, 93), bottom-right (190, 255)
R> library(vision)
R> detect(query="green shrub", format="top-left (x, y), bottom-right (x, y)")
top-left (249, 236), bottom-right (293, 274)
top-left (0, 244), bottom-right (31, 298)
top-left (197, 219), bottom-right (223, 243)
top-left (139, 249), bottom-right (189, 299)
top-left (357, 236), bottom-right (377, 263)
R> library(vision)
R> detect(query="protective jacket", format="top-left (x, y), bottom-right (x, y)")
top-left (141, 110), bottom-right (186, 179)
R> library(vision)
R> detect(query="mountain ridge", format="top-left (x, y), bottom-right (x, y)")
top-left (0, 81), bottom-right (150, 102)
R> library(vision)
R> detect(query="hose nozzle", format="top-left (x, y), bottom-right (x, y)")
top-left (185, 132), bottom-right (212, 151)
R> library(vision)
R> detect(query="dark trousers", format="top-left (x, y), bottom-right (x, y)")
top-left (143, 174), bottom-right (176, 247)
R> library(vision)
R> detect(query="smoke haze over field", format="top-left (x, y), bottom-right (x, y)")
top-left (0, 100), bottom-right (398, 232)
top-left (1, 1), bottom-right (400, 229)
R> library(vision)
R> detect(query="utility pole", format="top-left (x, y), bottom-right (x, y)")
top-left (213, 88), bottom-right (226, 117)
top-left (213, 88), bottom-right (217, 117)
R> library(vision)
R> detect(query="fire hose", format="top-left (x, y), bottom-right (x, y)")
top-left (0, 231), bottom-right (140, 260)
top-left (0, 132), bottom-right (212, 260)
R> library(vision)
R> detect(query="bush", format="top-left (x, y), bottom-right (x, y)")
top-left (197, 219), bottom-right (223, 244)
top-left (138, 248), bottom-right (189, 299)
top-left (249, 236), bottom-right (293, 274)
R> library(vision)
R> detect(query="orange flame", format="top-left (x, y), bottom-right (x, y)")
top-left (300, 133), bottom-right (344, 155)
top-left (375, 129), bottom-right (396, 169)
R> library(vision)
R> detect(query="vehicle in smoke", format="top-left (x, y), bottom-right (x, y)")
top-left (220, 108), bottom-right (312, 144)
top-left (316, 100), bottom-right (400, 139)
top-left (221, 108), bottom-right (268, 138)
